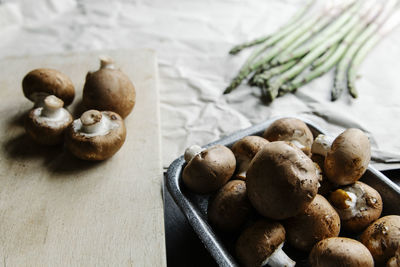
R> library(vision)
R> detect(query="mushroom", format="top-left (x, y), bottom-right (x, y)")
top-left (231, 136), bottom-right (269, 180)
top-left (311, 154), bottom-right (338, 197)
top-left (360, 215), bottom-right (400, 265)
top-left (65, 109), bottom-right (126, 160)
top-left (312, 128), bottom-right (371, 185)
top-left (284, 194), bottom-right (341, 251)
top-left (246, 141), bottom-right (321, 220)
top-left (22, 68), bottom-right (75, 107)
top-left (182, 145), bottom-right (236, 194)
top-left (236, 220), bottom-right (295, 267)
top-left (82, 57), bottom-right (136, 118)
top-left (24, 95), bottom-right (73, 145)
top-left (309, 237), bottom-right (374, 267)
top-left (263, 117), bottom-right (314, 156)
top-left (386, 251), bottom-right (400, 267)
top-left (207, 180), bottom-right (252, 232)
top-left (328, 181), bottom-right (383, 233)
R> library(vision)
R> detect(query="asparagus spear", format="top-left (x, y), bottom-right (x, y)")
top-left (333, 0), bottom-right (399, 100)
top-left (311, 43), bottom-right (339, 69)
top-left (252, 60), bottom-right (297, 87)
top-left (229, 0), bottom-right (317, 55)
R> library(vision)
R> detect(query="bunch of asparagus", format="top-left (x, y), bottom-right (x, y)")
top-left (225, 0), bottom-right (400, 102)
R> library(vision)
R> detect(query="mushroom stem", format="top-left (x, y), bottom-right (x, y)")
top-left (263, 243), bottom-right (296, 267)
top-left (184, 145), bottom-right (204, 163)
top-left (41, 95), bottom-right (64, 119)
top-left (311, 134), bottom-right (334, 156)
top-left (30, 92), bottom-right (50, 107)
top-left (99, 56), bottom-right (116, 70)
top-left (80, 110), bottom-right (106, 134)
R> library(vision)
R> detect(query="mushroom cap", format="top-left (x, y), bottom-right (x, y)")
top-left (329, 181), bottom-right (382, 233)
top-left (360, 215), bottom-right (400, 265)
top-left (325, 128), bottom-right (371, 185)
top-left (207, 180), bottom-right (252, 232)
top-left (246, 141), bottom-right (320, 220)
top-left (82, 63), bottom-right (136, 118)
top-left (22, 68), bottom-right (75, 106)
top-left (236, 220), bottom-right (286, 267)
top-left (263, 117), bottom-right (314, 156)
top-left (231, 136), bottom-right (269, 180)
top-left (284, 194), bottom-right (341, 251)
top-left (386, 251), bottom-right (400, 267)
top-left (182, 145), bottom-right (236, 194)
top-left (65, 111), bottom-right (126, 161)
top-left (309, 237), bottom-right (374, 267)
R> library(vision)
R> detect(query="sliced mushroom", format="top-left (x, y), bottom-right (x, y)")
top-left (207, 180), bottom-right (252, 232)
top-left (329, 181), bottom-right (383, 233)
top-left (236, 220), bottom-right (295, 267)
top-left (284, 194), bottom-right (341, 251)
top-left (231, 136), bottom-right (269, 180)
top-left (360, 215), bottom-right (400, 265)
top-left (182, 145), bottom-right (236, 194)
top-left (83, 57), bottom-right (136, 118)
top-left (263, 117), bottom-right (314, 156)
top-left (22, 68), bottom-right (75, 107)
top-left (25, 95), bottom-right (73, 145)
top-left (309, 237), bottom-right (374, 267)
top-left (246, 141), bottom-right (321, 220)
top-left (65, 109), bottom-right (126, 160)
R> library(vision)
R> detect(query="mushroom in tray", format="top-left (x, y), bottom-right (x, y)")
top-left (25, 95), bottom-right (73, 145)
top-left (360, 215), bottom-right (400, 266)
top-left (236, 220), bottom-right (295, 267)
top-left (262, 117), bottom-right (314, 156)
top-left (309, 237), bottom-right (374, 267)
top-left (182, 144), bottom-right (236, 194)
top-left (207, 180), bottom-right (252, 232)
top-left (82, 57), bottom-right (136, 118)
top-left (328, 181), bottom-right (383, 233)
top-left (22, 68), bottom-right (75, 107)
top-left (284, 194), bottom-right (341, 251)
top-left (312, 128), bottom-right (371, 185)
top-left (246, 141), bottom-right (321, 220)
top-left (65, 109), bottom-right (126, 161)
top-left (231, 136), bottom-right (269, 180)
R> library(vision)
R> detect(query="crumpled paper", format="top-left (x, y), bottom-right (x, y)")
top-left (1, 0), bottom-right (399, 170)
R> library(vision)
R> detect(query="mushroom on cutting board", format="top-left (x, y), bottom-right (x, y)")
top-left (236, 220), bottom-right (295, 267)
top-left (262, 117), bottom-right (314, 156)
top-left (309, 237), bottom-right (374, 267)
top-left (231, 136), bottom-right (269, 180)
top-left (329, 181), bottom-right (383, 233)
top-left (284, 194), bottom-right (341, 251)
top-left (182, 145), bottom-right (236, 194)
top-left (207, 180), bottom-right (252, 232)
top-left (22, 68), bottom-right (75, 107)
top-left (312, 128), bottom-right (371, 185)
top-left (25, 95), bottom-right (73, 145)
top-left (82, 57), bottom-right (136, 118)
top-left (360, 215), bottom-right (400, 265)
top-left (246, 141), bottom-right (321, 220)
top-left (65, 109), bottom-right (126, 160)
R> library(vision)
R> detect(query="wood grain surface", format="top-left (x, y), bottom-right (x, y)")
top-left (0, 50), bottom-right (166, 266)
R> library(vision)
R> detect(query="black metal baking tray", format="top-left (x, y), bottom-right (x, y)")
top-left (166, 117), bottom-right (400, 267)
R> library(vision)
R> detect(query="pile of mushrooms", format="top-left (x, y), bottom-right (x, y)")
top-left (21, 57), bottom-right (135, 160)
top-left (181, 117), bottom-right (399, 266)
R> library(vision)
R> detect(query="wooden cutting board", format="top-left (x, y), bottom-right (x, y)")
top-left (0, 50), bottom-right (166, 266)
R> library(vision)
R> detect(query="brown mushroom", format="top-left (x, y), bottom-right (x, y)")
top-left (182, 145), bottom-right (236, 194)
top-left (231, 136), bottom-right (269, 180)
top-left (386, 250), bottom-right (400, 267)
top-left (25, 95), bottom-right (73, 145)
top-left (236, 220), bottom-right (295, 267)
top-left (82, 57), bottom-right (136, 118)
top-left (207, 180), bottom-right (252, 232)
top-left (309, 237), bottom-right (374, 267)
top-left (246, 141), bottom-right (321, 220)
top-left (329, 181), bottom-right (383, 233)
top-left (284, 194), bottom-right (341, 251)
top-left (22, 68), bottom-right (75, 107)
top-left (65, 109), bottom-right (126, 160)
top-left (360, 215), bottom-right (400, 265)
top-left (263, 117), bottom-right (314, 156)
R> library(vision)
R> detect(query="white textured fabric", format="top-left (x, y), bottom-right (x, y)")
top-left (1, 0), bottom-right (399, 170)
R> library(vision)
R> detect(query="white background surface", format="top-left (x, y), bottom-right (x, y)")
top-left (1, 0), bottom-right (400, 170)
